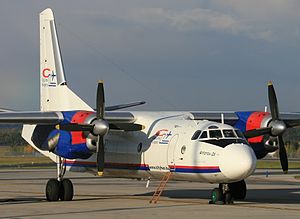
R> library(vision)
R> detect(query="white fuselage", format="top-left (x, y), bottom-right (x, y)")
top-left (23, 111), bottom-right (257, 184)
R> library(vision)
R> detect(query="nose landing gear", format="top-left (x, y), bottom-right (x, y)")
top-left (45, 157), bottom-right (74, 201)
top-left (209, 180), bottom-right (247, 205)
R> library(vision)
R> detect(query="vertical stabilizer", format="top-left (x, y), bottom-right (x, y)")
top-left (40, 8), bottom-right (92, 111)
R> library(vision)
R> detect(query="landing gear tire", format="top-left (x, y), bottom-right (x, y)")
top-left (224, 192), bottom-right (233, 204)
top-left (59, 178), bottom-right (74, 201)
top-left (229, 180), bottom-right (247, 200)
top-left (210, 188), bottom-right (223, 204)
top-left (46, 179), bottom-right (60, 201)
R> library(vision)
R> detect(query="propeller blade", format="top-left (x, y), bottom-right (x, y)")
top-left (96, 135), bottom-right (105, 176)
top-left (268, 81), bottom-right (280, 120)
top-left (278, 136), bottom-right (288, 174)
top-left (285, 119), bottom-right (300, 128)
top-left (56, 124), bottom-right (94, 132)
top-left (109, 123), bottom-right (145, 131)
top-left (243, 127), bottom-right (271, 138)
top-left (97, 80), bottom-right (105, 120)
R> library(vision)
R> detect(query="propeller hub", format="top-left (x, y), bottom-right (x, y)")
top-left (270, 120), bottom-right (286, 136)
top-left (92, 119), bottom-right (109, 136)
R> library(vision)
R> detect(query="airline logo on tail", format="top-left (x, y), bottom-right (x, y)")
top-left (42, 68), bottom-right (57, 87)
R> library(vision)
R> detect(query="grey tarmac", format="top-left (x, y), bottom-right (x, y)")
top-left (0, 168), bottom-right (299, 219)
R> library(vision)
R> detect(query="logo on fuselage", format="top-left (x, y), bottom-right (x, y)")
top-left (153, 129), bottom-right (172, 145)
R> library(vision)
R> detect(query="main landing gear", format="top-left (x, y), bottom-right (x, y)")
top-left (209, 180), bottom-right (247, 205)
top-left (45, 157), bottom-right (74, 201)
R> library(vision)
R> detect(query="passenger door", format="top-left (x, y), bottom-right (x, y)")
top-left (167, 134), bottom-right (179, 170)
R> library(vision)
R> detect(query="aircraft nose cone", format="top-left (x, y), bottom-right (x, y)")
top-left (219, 144), bottom-right (257, 181)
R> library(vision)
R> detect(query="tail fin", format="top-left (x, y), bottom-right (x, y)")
top-left (39, 8), bottom-right (92, 111)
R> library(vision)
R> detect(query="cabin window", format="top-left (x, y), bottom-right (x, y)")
top-left (209, 130), bottom-right (223, 139)
top-left (191, 130), bottom-right (201, 140)
top-left (223, 129), bottom-right (236, 138)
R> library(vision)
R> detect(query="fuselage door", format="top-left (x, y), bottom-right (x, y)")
top-left (167, 134), bottom-right (179, 171)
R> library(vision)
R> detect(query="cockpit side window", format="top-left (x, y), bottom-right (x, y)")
top-left (199, 131), bottom-right (207, 139)
top-left (191, 130), bottom-right (201, 140)
top-left (223, 129), bottom-right (236, 138)
top-left (209, 130), bottom-right (223, 139)
top-left (234, 129), bottom-right (245, 139)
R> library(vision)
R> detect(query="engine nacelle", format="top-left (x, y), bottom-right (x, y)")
top-left (264, 136), bottom-right (279, 152)
top-left (32, 110), bottom-right (99, 159)
top-left (235, 111), bottom-right (275, 158)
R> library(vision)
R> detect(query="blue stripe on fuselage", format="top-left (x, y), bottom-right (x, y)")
top-left (65, 162), bottom-right (220, 173)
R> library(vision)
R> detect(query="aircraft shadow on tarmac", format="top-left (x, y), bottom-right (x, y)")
top-left (0, 188), bottom-right (299, 205)
top-left (0, 197), bottom-right (44, 205)
top-left (135, 188), bottom-right (300, 204)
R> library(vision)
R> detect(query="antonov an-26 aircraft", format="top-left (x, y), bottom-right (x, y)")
top-left (1, 8), bottom-right (300, 204)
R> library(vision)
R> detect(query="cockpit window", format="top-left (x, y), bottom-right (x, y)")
top-left (191, 130), bottom-right (201, 140)
top-left (223, 129), bottom-right (236, 138)
top-left (234, 129), bottom-right (245, 138)
top-left (199, 131), bottom-right (207, 139)
top-left (209, 130), bottom-right (222, 139)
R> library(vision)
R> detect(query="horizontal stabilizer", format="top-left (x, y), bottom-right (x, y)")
top-left (105, 101), bottom-right (146, 111)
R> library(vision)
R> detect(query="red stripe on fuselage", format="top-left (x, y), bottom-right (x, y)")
top-left (246, 112), bottom-right (269, 143)
top-left (71, 111), bottom-right (94, 145)
top-left (168, 165), bottom-right (219, 169)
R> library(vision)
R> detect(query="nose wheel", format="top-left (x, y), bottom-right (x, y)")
top-left (209, 187), bottom-right (233, 205)
top-left (45, 157), bottom-right (74, 201)
top-left (228, 180), bottom-right (247, 200)
top-left (209, 180), bottom-right (247, 205)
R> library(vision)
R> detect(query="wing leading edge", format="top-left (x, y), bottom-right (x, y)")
top-left (0, 111), bottom-right (136, 125)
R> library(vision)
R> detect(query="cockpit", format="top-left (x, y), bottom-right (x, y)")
top-left (191, 124), bottom-right (248, 148)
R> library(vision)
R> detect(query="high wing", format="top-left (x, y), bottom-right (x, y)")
top-left (0, 111), bottom-right (135, 125)
top-left (2, 109), bottom-right (300, 129)
top-left (0, 108), bottom-right (14, 112)
top-left (189, 111), bottom-right (300, 127)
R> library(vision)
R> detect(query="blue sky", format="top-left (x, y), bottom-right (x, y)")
top-left (1, 0), bottom-right (300, 112)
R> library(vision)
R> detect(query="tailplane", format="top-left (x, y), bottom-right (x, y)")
top-left (39, 8), bottom-right (92, 111)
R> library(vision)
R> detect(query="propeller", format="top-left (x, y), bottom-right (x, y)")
top-left (56, 80), bottom-right (109, 176)
top-left (94, 80), bottom-right (108, 176)
top-left (55, 80), bottom-right (145, 175)
top-left (244, 82), bottom-right (288, 173)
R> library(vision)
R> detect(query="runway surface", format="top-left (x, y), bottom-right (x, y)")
top-left (0, 168), bottom-right (299, 219)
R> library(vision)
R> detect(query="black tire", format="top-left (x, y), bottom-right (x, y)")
top-left (224, 192), bottom-right (233, 204)
top-left (229, 180), bottom-right (247, 200)
top-left (46, 179), bottom-right (60, 201)
top-left (211, 188), bottom-right (223, 204)
top-left (59, 178), bottom-right (74, 201)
